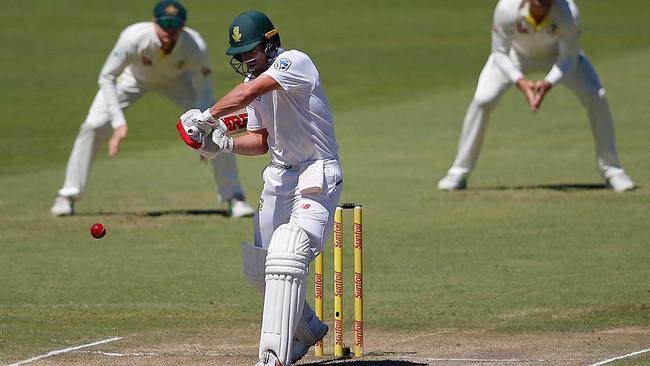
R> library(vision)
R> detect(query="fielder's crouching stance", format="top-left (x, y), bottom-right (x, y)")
top-left (438, 0), bottom-right (635, 192)
top-left (177, 11), bottom-right (341, 366)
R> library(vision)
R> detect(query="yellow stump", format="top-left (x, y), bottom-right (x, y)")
top-left (353, 205), bottom-right (363, 357)
top-left (314, 251), bottom-right (324, 356)
top-left (333, 206), bottom-right (344, 357)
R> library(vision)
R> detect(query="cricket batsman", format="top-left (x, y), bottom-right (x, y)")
top-left (50, 0), bottom-right (255, 217)
top-left (438, 0), bottom-right (635, 192)
top-left (176, 11), bottom-right (341, 366)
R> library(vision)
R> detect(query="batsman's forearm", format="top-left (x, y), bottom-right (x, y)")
top-left (208, 83), bottom-right (258, 119)
top-left (232, 132), bottom-right (268, 156)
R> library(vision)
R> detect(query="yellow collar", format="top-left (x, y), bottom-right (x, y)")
top-left (525, 12), bottom-right (549, 31)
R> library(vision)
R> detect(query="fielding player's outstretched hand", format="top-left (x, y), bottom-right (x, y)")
top-left (531, 80), bottom-right (552, 112)
top-left (108, 125), bottom-right (127, 157)
top-left (516, 78), bottom-right (537, 112)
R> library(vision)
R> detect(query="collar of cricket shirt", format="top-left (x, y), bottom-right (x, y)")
top-left (525, 12), bottom-right (550, 31)
top-left (523, 2), bottom-right (551, 32)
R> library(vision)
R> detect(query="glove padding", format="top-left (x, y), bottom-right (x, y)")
top-left (177, 109), bottom-right (233, 158)
top-left (197, 121), bottom-right (234, 159)
top-left (179, 109), bottom-right (217, 143)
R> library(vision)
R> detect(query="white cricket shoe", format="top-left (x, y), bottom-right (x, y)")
top-left (50, 195), bottom-right (75, 216)
top-left (607, 173), bottom-right (635, 192)
top-left (229, 198), bottom-right (255, 218)
top-left (255, 350), bottom-right (282, 366)
top-left (437, 173), bottom-right (467, 191)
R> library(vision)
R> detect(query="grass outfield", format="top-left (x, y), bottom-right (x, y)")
top-left (1, 0), bottom-right (649, 364)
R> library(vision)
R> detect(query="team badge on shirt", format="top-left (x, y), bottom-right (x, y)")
top-left (274, 58), bottom-right (292, 71)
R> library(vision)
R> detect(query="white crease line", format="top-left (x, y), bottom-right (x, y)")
top-left (588, 347), bottom-right (650, 366)
top-left (5, 336), bottom-right (123, 366)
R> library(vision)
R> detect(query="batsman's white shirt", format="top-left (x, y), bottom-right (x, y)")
top-left (100, 22), bottom-right (214, 128)
top-left (247, 50), bottom-right (339, 167)
top-left (247, 50), bottom-right (342, 257)
top-left (492, 0), bottom-right (579, 85)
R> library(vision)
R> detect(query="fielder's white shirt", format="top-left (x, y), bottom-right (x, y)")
top-left (246, 50), bottom-right (339, 167)
top-left (492, 0), bottom-right (580, 84)
top-left (99, 22), bottom-right (214, 128)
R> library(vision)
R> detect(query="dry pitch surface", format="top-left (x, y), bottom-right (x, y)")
top-left (18, 327), bottom-right (650, 366)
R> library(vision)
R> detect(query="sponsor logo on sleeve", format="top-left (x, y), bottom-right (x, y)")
top-left (274, 58), bottom-right (292, 71)
top-left (142, 56), bottom-right (152, 65)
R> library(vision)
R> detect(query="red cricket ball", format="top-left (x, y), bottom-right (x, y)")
top-left (90, 223), bottom-right (106, 239)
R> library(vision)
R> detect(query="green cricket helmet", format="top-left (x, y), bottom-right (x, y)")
top-left (226, 11), bottom-right (281, 76)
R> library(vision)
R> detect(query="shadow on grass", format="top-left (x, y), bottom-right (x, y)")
top-left (473, 182), bottom-right (610, 192)
top-left (301, 353), bottom-right (426, 366)
top-left (75, 209), bottom-right (230, 217)
top-left (302, 361), bottom-right (426, 366)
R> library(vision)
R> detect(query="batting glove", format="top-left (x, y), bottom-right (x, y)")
top-left (179, 109), bottom-right (218, 142)
top-left (197, 128), bottom-right (233, 159)
top-left (211, 121), bottom-right (234, 153)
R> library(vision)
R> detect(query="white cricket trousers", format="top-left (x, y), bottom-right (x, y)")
top-left (253, 159), bottom-right (343, 260)
top-left (57, 76), bottom-right (244, 201)
top-left (447, 53), bottom-right (625, 180)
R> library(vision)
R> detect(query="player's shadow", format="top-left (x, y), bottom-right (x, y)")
top-left (474, 182), bottom-right (610, 193)
top-left (301, 361), bottom-right (426, 366)
top-left (75, 208), bottom-right (230, 217)
top-left (301, 354), bottom-right (426, 366)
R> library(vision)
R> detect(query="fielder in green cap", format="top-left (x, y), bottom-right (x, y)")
top-left (176, 10), bottom-right (342, 366)
top-left (51, 1), bottom-right (256, 219)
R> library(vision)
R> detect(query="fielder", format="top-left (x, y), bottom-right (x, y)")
top-left (50, 0), bottom-right (255, 217)
top-left (438, 0), bottom-right (635, 192)
top-left (177, 11), bottom-right (341, 366)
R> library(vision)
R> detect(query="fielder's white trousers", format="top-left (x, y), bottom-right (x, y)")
top-left (57, 75), bottom-right (245, 202)
top-left (253, 159), bottom-right (343, 259)
top-left (447, 53), bottom-right (626, 180)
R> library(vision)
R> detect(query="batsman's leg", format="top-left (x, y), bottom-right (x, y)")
top-left (242, 241), bottom-right (327, 364)
top-left (439, 55), bottom-right (512, 190)
top-left (259, 223), bottom-right (311, 366)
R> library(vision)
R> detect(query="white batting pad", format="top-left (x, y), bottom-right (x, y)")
top-left (259, 224), bottom-right (311, 366)
top-left (241, 242), bottom-right (267, 295)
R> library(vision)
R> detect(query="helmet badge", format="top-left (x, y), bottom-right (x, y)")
top-left (164, 5), bottom-right (178, 15)
top-left (232, 26), bottom-right (242, 43)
